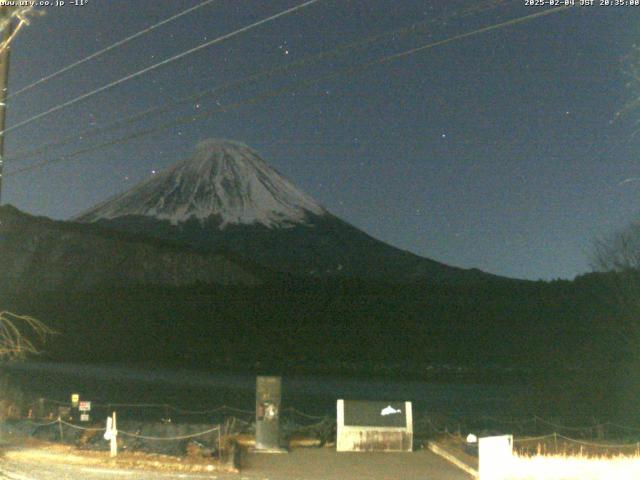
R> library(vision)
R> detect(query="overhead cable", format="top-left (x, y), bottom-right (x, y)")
top-left (7, 0), bottom-right (219, 100)
top-left (5, 0), bottom-right (510, 163)
top-left (6, 5), bottom-right (571, 177)
top-left (0, 0), bottom-right (321, 136)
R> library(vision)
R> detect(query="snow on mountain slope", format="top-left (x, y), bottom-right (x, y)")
top-left (76, 139), bottom-right (326, 228)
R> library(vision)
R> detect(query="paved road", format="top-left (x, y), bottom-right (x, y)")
top-left (242, 449), bottom-right (472, 480)
top-left (0, 449), bottom-right (471, 480)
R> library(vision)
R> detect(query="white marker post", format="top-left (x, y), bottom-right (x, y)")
top-left (104, 412), bottom-right (118, 457)
top-left (111, 411), bottom-right (117, 457)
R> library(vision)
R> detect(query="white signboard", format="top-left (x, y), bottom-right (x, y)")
top-left (78, 401), bottom-right (91, 412)
top-left (80, 413), bottom-right (90, 422)
top-left (336, 399), bottom-right (413, 452)
top-left (479, 435), bottom-right (513, 480)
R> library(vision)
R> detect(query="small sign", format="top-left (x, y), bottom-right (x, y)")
top-left (78, 401), bottom-right (91, 412)
top-left (80, 413), bottom-right (90, 422)
top-left (71, 393), bottom-right (79, 407)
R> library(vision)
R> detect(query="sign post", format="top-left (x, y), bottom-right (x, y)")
top-left (70, 393), bottom-right (80, 421)
top-left (111, 411), bottom-right (117, 457)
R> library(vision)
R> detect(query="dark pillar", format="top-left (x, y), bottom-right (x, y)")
top-left (255, 376), bottom-right (282, 451)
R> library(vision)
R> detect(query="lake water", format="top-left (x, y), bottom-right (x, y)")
top-left (2, 361), bottom-right (531, 425)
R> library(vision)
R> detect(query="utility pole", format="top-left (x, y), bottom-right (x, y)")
top-left (0, 6), bottom-right (14, 205)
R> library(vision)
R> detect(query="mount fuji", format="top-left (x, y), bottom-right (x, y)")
top-left (78, 139), bottom-right (325, 229)
top-left (76, 139), bottom-right (494, 283)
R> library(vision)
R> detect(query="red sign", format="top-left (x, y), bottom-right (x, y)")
top-left (78, 401), bottom-right (91, 412)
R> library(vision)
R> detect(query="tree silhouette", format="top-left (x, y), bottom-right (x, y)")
top-left (592, 224), bottom-right (640, 348)
top-left (592, 224), bottom-right (640, 417)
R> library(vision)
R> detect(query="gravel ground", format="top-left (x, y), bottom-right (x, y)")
top-left (0, 447), bottom-right (471, 480)
top-left (0, 461), bottom-right (229, 480)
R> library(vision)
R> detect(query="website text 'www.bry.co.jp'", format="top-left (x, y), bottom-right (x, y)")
top-left (0, 0), bottom-right (88, 7)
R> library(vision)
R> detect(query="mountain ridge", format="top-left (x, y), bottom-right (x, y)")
top-left (0, 204), bottom-right (263, 291)
top-left (75, 139), bottom-right (502, 283)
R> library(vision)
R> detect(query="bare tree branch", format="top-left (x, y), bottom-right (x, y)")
top-left (0, 311), bottom-right (55, 361)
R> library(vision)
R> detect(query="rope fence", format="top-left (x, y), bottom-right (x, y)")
top-left (554, 433), bottom-right (640, 450)
top-left (28, 398), bottom-right (256, 416)
top-left (20, 416), bottom-right (225, 458)
top-left (27, 397), bottom-right (325, 425)
top-left (423, 426), bottom-right (640, 454)
top-left (44, 422), bottom-right (640, 454)
top-left (22, 417), bottom-right (62, 428)
top-left (118, 425), bottom-right (221, 441)
top-left (42, 417), bottom-right (223, 439)
top-left (282, 406), bottom-right (328, 420)
top-left (58, 418), bottom-right (104, 432)
top-left (28, 396), bottom-right (640, 435)
top-left (22, 397), bottom-right (640, 450)
top-left (433, 430), bottom-right (640, 460)
top-left (171, 405), bottom-right (254, 416)
top-left (420, 412), bottom-right (640, 437)
top-left (512, 434), bottom-right (557, 443)
top-left (511, 433), bottom-right (640, 448)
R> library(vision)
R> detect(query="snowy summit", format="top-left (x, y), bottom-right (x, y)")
top-left (76, 139), bottom-right (326, 228)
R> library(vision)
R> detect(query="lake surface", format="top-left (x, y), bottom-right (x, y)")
top-left (2, 361), bottom-right (531, 424)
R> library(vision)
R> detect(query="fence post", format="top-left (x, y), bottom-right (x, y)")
top-left (110, 411), bottom-right (118, 458)
top-left (218, 424), bottom-right (221, 458)
top-left (553, 432), bottom-right (558, 454)
top-left (57, 416), bottom-right (63, 443)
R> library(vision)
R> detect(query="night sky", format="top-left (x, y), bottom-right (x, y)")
top-left (2, 0), bottom-right (639, 280)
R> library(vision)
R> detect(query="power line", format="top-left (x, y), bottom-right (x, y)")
top-left (6, 5), bottom-right (571, 177)
top-left (366, 4), bottom-right (572, 65)
top-left (0, 0), bottom-right (320, 137)
top-left (5, 5), bottom-right (572, 178)
top-left (7, 0), bottom-right (219, 101)
top-left (5, 0), bottom-right (511, 164)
